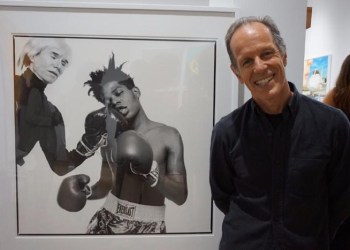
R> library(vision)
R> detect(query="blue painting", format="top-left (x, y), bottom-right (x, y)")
top-left (303, 55), bottom-right (331, 101)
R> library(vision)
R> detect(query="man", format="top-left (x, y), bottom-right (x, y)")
top-left (209, 16), bottom-right (350, 249)
top-left (57, 54), bottom-right (188, 234)
top-left (15, 38), bottom-right (105, 175)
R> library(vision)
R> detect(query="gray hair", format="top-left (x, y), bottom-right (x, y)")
top-left (225, 15), bottom-right (286, 69)
top-left (17, 37), bottom-right (71, 69)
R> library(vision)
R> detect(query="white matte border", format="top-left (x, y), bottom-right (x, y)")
top-left (0, 5), bottom-right (236, 250)
top-left (0, 0), bottom-right (237, 12)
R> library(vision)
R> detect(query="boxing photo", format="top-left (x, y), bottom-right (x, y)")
top-left (14, 36), bottom-right (215, 235)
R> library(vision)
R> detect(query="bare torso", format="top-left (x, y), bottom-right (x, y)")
top-left (101, 116), bottom-right (184, 206)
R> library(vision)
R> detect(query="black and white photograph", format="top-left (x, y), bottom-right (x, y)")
top-left (14, 36), bottom-right (215, 235)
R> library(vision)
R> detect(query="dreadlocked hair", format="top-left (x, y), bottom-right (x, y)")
top-left (84, 53), bottom-right (135, 104)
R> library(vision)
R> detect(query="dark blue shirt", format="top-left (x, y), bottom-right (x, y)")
top-left (210, 82), bottom-right (350, 250)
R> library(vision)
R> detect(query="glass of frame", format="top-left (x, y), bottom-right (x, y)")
top-left (0, 2), bottom-right (237, 250)
top-left (14, 35), bottom-right (214, 235)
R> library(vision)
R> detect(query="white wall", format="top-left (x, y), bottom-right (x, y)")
top-left (234, 0), bottom-right (307, 102)
top-left (305, 0), bottom-right (350, 87)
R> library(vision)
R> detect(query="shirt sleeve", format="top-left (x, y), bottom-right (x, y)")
top-left (328, 110), bottom-right (350, 238)
top-left (25, 88), bottom-right (53, 126)
top-left (209, 121), bottom-right (235, 215)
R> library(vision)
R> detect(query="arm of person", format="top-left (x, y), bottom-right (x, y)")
top-left (209, 122), bottom-right (235, 215)
top-left (48, 108), bottom-right (109, 175)
top-left (155, 127), bottom-right (188, 206)
top-left (328, 110), bottom-right (350, 239)
top-left (89, 159), bottom-right (113, 199)
top-left (57, 158), bottom-right (112, 212)
top-left (25, 88), bottom-right (53, 126)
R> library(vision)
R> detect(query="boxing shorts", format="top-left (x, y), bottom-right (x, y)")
top-left (86, 192), bottom-right (166, 234)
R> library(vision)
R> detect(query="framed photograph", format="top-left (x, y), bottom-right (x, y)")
top-left (0, 2), bottom-right (237, 250)
top-left (14, 35), bottom-right (215, 235)
top-left (302, 54), bottom-right (332, 101)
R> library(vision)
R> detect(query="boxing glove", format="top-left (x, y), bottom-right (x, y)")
top-left (144, 161), bottom-right (159, 188)
top-left (116, 130), bottom-right (153, 175)
top-left (116, 131), bottom-right (159, 187)
top-left (75, 108), bottom-right (108, 157)
top-left (108, 105), bottom-right (128, 132)
top-left (57, 174), bottom-right (92, 212)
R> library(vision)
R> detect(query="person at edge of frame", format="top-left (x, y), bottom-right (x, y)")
top-left (57, 53), bottom-right (188, 234)
top-left (323, 53), bottom-right (350, 249)
top-left (15, 37), bottom-right (107, 176)
top-left (209, 15), bottom-right (350, 250)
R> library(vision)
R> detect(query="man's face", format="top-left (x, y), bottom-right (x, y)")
top-left (230, 22), bottom-right (287, 103)
top-left (102, 80), bottom-right (141, 121)
top-left (30, 45), bottom-right (70, 84)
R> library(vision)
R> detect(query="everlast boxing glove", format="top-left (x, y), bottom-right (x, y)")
top-left (57, 174), bottom-right (92, 212)
top-left (75, 108), bottom-right (108, 157)
top-left (116, 131), bottom-right (159, 187)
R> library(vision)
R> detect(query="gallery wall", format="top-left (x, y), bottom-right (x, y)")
top-left (305, 0), bottom-right (350, 88)
top-left (305, 0), bottom-right (350, 89)
top-left (0, 0), bottom-right (307, 250)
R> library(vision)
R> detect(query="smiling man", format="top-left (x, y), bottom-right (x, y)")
top-left (57, 54), bottom-right (188, 234)
top-left (209, 16), bottom-right (350, 249)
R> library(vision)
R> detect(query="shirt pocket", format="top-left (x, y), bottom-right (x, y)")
top-left (286, 158), bottom-right (327, 197)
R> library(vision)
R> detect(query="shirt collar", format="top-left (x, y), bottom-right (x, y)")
top-left (250, 81), bottom-right (300, 117)
top-left (287, 82), bottom-right (300, 117)
top-left (23, 68), bottom-right (47, 92)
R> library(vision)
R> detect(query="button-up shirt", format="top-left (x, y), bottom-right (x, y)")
top-left (210, 82), bottom-right (350, 250)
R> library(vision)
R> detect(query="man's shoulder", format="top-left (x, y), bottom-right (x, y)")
top-left (299, 94), bottom-right (350, 126)
top-left (301, 94), bottom-right (345, 116)
top-left (212, 102), bottom-right (251, 142)
top-left (215, 101), bottom-right (251, 129)
top-left (147, 122), bottom-right (180, 136)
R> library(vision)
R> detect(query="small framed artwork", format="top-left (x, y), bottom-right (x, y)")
top-left (302, 54), bottom-right (332, 101)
